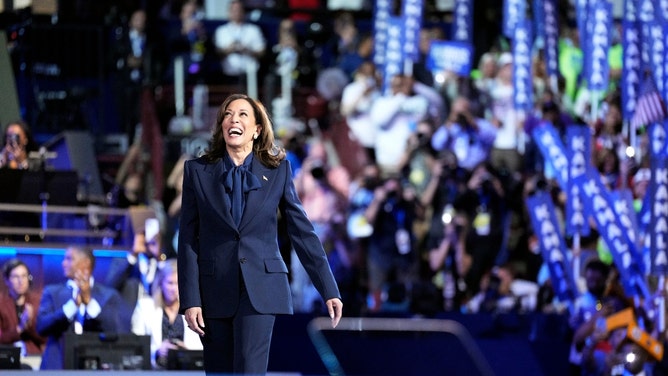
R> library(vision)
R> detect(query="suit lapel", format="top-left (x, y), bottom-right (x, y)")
top-left (240, 158), bottom-right (278, 229)
top-left (196, 160), bottom-right (236, 228)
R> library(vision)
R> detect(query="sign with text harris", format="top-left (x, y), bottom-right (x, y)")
top-left (426, 40), bottom-right (473, 77)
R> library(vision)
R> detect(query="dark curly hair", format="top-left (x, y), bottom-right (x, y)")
top-left (201, 94), bottom-right (286, 168)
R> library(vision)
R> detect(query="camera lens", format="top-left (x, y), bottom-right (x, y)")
top-left (441, 204), bottom-right (455, 224)
top-left (310, 166), bottom-right (325, 180)
top-left (7, 134), bottom-right (20, 146)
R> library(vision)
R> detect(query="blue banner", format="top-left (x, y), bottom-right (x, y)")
top-left (576, 167), bottom-right (649, 297)
top-left (532, 123), bottom-right (569, 191)
top-left (625, 0), bottom-right (639, 22)
top-left (513, 19), bottom-right (533, 111)
top-left (649, 156), bottom-right (668, 275)
top-left (451, 0), bottom-right (473, 44)
top-left (402, 0), bottom-right (423, 62)
top-left (610, 189), bottom-right (643, 258)
top-left (640, 0), bottom-right (656, 71)
top-left (382, 16), bottom-right (406, 94)
top-left (373, 0), bottom-right (393, 67)
top-left (525, 192), bottom-right (577, 307)
top-left (649, 121), bottom-right (668, 159)
top-left (622, 20), bottom-right (642, 122)
top-left (587, 0), bottom-right (612, 92)
top-left (533, 0), bottom-right (545, 43)
top-left (503, 0), bottom-right (527, 38)
top-left (576, 0), bottom-right (590, 85)
top-left (638, 122), bottom-right (668, 232)
top-left (565, 125), bottom-right (591, 236)
top-left (543, 0), bottom-right (560, 80)
top-left (648, 22), bottom-right (666, 99)
top-left (661, 0), bottom-right (668, 21)
top-left (665, 28), bottom-right (668, 102)
top-left (426, 40), bottom-right (473, 76)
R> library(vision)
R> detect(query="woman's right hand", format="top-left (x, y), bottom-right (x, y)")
top-left (184, 307), bottom-right (206, 336)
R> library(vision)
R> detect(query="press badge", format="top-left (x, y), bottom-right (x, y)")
top-left (473, 209), bottom-right (491, 236)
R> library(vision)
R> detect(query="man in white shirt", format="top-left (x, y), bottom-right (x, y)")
top-left (214, 0), bottom-right (266, 89)
top-left (370, 74), bottom-right (429, 174)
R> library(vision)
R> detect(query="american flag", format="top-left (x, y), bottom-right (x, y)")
top-left (631, 77), bottom-right (667, 130)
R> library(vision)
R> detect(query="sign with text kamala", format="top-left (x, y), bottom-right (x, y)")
top-left (426, 40), bottom-right (473, 77)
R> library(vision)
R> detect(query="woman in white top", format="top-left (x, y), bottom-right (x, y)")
top-left (131, 258), bottom-right (202, 369)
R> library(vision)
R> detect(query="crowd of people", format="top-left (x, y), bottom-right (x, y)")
top-left (2, 0), bottom-right (667, 374)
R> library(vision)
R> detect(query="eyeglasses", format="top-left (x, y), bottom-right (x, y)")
top-left (9, 273), bottom-right (31, 281)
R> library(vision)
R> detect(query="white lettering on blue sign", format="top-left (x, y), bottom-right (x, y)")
top-left (534, 204), bottom-right (564, 262)
top-left (582, 178), bottom-right (633, 269)
top-left (539, 131), bottom-right (568, 184)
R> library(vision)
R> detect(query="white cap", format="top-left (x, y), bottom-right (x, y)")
top-left (145, 218), bottom-right (160, 241)
top-left (497, 52), bottom-right (513, 67)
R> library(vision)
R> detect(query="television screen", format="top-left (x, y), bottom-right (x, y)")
top-left (63, 332), bottom-right (151, 370)
top-left (0, 345), bottom-right (20, 370)
top-left (167, 349), bottom-right (205, 370)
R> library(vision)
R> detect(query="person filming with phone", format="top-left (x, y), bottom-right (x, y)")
top-left (0, 120), bottom-right (37, 170)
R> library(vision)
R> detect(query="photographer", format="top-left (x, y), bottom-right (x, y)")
top-left (363, 174), bottom-right (424, 312)
top-left (452, 162), bottom-right (508, 303)
top-left (430, 96), bottom-right (497, 173)
top-left (0, 120), bottom-right (37, 170)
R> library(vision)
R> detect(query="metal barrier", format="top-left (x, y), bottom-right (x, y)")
top-left (307, 317), bottom-right (496, 376)
top-left (0, 203), bottom-right (128, 245)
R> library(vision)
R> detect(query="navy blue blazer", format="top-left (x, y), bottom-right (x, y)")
top-left (178, 156), bottom-right (341, 318)
top-left (36, 282), bottom-right (131, 370)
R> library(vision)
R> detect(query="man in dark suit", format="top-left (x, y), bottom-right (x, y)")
top-left (111, 8), bottom-right (165, 145)
top-left (36, 246), bottom-right (132, 370)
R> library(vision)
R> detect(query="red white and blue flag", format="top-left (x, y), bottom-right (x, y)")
top-left (631, 76), bottom-right (667, 130)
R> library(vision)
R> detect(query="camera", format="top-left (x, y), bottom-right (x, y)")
top-left (456, 113), bottom-right (469, 128)
top-left (441, 204), bottom-right (455, 224)
top-left (6, 133), bottom-right (20, 147)
top-left (309, 160), bottom-right (326, 180)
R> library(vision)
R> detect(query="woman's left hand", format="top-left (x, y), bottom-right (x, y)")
top-left (326, 298), bottom-right (343, 328)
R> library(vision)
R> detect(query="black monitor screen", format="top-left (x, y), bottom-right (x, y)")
top-left (63, 332), bottom-right (151, 370)
top-left (0, 169), bottom-right (78, 205)
top-left (167, 349), bottom-right (205, 370)
top-left (0, 345), bottom-right (20, 370)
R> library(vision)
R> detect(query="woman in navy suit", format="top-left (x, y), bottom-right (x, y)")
top-left (177, 93), bottom-right (343, 375)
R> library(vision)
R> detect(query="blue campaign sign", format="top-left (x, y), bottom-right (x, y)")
top-left (648, 22), bottom-right (666, 98)
top-left (402, 0), bottom-right (423, 62)
top-left (513, 19), bottom-right (533, 111)
top-left (372, 0), bottom-right (392, 67)
top-left (576, 167), bottom-right (649, 297)
top-left (503, 0), bottom-right (527, 38)
top-left (426, 40), bottom-right (473, 76)
top-left (532, 122), bottom-right (569, 191)
top-left (650, 156), bottom-right (668, 276)
top-left (622, 19), bottom-right (642, 122)
top-left (565, 125), bottom-right (591, 237)
top-left (587, 0), bottom-right (611, 92)
top-left (451, 0), bottom-right (473, 44)
top-left (543, 0), bottom-right (559, 79)
top-left (525, 192), bottom-right (577, 308)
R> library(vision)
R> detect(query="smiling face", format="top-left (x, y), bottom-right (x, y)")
top-left (6, 264), bottom-right (30, 298)
top-left (62, 247), bottom-right (90, 279)
top-left (161, 271), bottom-right (179, 306)
top-left (222, 98), bottom-right (261, 156)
